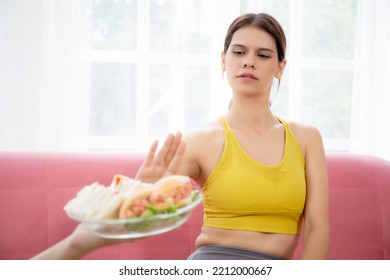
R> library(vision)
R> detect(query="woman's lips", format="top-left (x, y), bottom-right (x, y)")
top-left (237, 72), bottom-right (258, 80)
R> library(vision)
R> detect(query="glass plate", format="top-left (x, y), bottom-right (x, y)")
top-left (67, 192), bottom-right (203, 239)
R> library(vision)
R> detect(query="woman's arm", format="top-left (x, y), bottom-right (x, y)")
top-left (299, 126), bottom-right (330, 259)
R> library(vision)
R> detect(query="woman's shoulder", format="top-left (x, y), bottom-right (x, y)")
top-left (183, 118), bottom-right (224, 143)
top-left (182, 118), bottom-right (225, 161)
top-left (286, 120), bottom-right (322, 137)
top-left (180, 118), bottom-right (226, 181)
top-left (282, 119), bottom-right (324, 153)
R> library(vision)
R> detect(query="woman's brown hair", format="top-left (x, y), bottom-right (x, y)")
top-left (223, 13), bottom-right (286, 63)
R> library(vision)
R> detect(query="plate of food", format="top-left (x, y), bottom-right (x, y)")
top-left (64, 174), bottom-right (202, 239)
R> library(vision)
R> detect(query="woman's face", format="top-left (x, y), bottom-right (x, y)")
top-left (222, 25), bottom-right (286, 97)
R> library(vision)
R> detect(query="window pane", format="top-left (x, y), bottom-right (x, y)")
top-left (149, 65), bottom-right (210, 136)
top-left (270, 69), bottom-right (289, 117)
top-left (92, 0), bottom-right (137, 50)
top-left (150, 0), bottom-right (211, 53)
top-left (182, 66), bottom-right (210, 131)
top-left (301, 70), bottom-right (352, 138)
top-left (89, 63), bottom-right (137, 136)
top-left (302, 0), bottom-right (358, 58)
top-left (149, 65), bottom-right (171, 136)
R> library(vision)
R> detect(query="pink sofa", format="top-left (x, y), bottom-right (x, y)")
top-left (0, 151), bottom-right (389, 260)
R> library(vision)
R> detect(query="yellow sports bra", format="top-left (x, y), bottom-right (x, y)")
top-left (202, 116), bottom-right (306, 234)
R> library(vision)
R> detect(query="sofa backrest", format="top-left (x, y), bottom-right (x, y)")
top-left (0, 152), bottom-right (389, 259)
top-left (322, 153), bottom-right (390, 259)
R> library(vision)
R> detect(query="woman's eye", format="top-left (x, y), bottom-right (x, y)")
top-left (258, 53), bottom-right (270, 59)
top-left (233, 50), bottom-right (245, 55)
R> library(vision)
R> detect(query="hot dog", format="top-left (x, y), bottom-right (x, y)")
top-left (118, 175), bottom-right (193, 219)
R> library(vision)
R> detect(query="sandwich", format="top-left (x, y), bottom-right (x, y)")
top-left (64, 175), bottom-right (136, 220)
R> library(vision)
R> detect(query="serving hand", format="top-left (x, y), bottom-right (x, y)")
top-left (31, 224), bottom-right (141, 260)
top-left (136, 132), bottom-right (186, 183)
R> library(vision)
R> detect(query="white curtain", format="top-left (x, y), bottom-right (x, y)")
top-left (0, 0), bottom-right (91, 151)
top-left (350, 0), bottom-right (390, 160)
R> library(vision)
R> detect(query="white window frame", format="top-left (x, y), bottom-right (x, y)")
top-left (76, 0), bottom-right (357, 152)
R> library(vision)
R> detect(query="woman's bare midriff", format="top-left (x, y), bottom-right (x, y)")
top-left (195, 226), bottom-right (300, 259)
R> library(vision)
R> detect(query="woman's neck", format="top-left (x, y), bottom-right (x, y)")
top-left (225, 97), bottom-right (279, 132)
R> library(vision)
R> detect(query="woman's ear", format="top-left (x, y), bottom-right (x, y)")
top-left (275, 58), bottom-right (287, 79)
top-left (221, 51), bottom-right (226, 71)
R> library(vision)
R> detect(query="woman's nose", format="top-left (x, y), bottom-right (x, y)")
top-left (244, 63), bottom-right (254, 68)
top-left (242, 56), bottom-right (255, 68)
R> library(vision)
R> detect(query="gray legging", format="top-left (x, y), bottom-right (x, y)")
top-left (187, 245), bottom-right (285, 260)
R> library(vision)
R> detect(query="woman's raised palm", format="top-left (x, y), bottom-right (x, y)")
top-left (136, 132), bottom-right (185, 183)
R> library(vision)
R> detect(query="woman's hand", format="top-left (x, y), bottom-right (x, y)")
top-left (136, 132), bottom-right (186, 183)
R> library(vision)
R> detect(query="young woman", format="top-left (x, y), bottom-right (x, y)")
top-left (32, 13), bottom-right (329, 260)
top-left (136, 13), bottom-right (329, 260)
